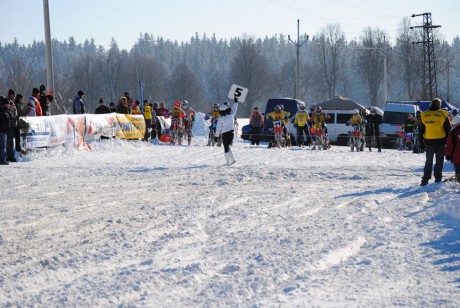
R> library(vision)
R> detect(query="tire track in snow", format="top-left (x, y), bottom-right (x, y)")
top-left (312, 236), bottom-right (367, 271)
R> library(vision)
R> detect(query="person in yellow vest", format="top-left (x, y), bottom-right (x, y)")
top-left (420, 98), bottom-right (451, 186)
top-left (143, 100), bottom-right (152, 142)
top-left (294, 104), bottom-right (309, 147)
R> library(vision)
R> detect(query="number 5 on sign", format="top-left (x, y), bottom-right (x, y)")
top-left (228, 84), bottom-right (248, 103)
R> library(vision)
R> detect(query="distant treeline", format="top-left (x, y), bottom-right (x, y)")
top-left (1, 18), bottom-right (459, 116)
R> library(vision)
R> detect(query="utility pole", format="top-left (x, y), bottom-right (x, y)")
top-left (43, 0), bottom-right (55, 98)
top-left (377, 36), bottom-right (392, 103)
top-left (288, 19), bottom-right (309, 100)
top-left (411, 12), bottom-right (441, 100)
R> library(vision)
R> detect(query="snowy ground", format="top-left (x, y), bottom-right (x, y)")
top-left (1, 116), bottom-right (459, 307)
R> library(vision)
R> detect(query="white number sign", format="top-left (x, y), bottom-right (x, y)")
top-left (228, 84), bottom-right (248, 103)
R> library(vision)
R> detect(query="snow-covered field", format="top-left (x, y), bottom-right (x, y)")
top-left (1, 115), bottom-right (459, 307)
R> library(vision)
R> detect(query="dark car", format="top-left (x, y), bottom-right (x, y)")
top-left (241, 98), bottom-right (303, 144)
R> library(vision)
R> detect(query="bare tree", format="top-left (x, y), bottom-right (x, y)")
top-left (170, 62), bottom-right (205, 108)
top-left (230, 38), bottom-right (274, 115)
top-left (312, 24), bottom-right (346, 99)
top-left (357, 26), bottom-right (389, 104)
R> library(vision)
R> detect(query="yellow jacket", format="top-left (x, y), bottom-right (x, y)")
top-left (312, 113), bottom-right (327, 129)
top-left (267, 110), bottom-right (290, 125)
top-left (350, 115), bottom-right (363, 126)
top-left (294, 111), bottom-right (309, 127)
top-left (210, 110), bottom-right (220, 119)
top-left (144, 105), bottom-right (152, 119)
top-left (421, 109), bottom-right (449, 140)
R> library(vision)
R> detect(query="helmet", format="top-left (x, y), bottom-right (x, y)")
top-left (370, 107), bottom-right (377, 114)
top-left (453, 115), bottom-right (460, 125)
top-left (174, 101), bottom-right (181, 109)
top-left (416, 110), bottom-right (422, 115)
top-left (452, 109), bottom-right (458, 116)
top-left (279, 104), bottom-right (284, 110)
top-left (182, 100), bottom-right (188, 107)
top-left (315, 106), bottom-right (322, 113)
top-left (213, 103), bottom-right (219, 110)
top-left (297, 101), bottom-right (306, 110)
top-left (274, 105), bottom-right (281, 111)
top-left (352, 109), bottom-right (359, 115)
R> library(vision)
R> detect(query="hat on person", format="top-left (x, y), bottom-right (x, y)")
top-left (99, 98), bottom-right (104, 104)
top-left (8, 89), bottom-right (15, 96)
top-left (32, 88), bottom-right (40, 95)
top-left (78, 90), bottom-right (84, 96)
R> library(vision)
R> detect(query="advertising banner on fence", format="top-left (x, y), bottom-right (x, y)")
top-left (23, 115), bottom-right (68, 149)
top-left (21, 113), bottom-right (147, 150)
top-left (115, 114), bottom-right (145, 139)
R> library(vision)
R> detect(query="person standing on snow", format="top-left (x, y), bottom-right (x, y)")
top-left (293, 104), bottom-right (309, 147)
top-left (181, 100), bottom-right (196, 145)
top-left (445, 115), bottom-right (460, 183)
top-left (73, 90), bottom-right (85, 114)
top-left (420, 98), bottom-right (451, 186)
top-left (364, 107), bottom-right (382, 152)
top-left (249, 106), bottom-right (264, 146)
top-left (216, 97), bottom-right (238, 165)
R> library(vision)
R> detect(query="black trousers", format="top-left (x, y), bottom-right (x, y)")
top-left (423, 141), bottom-right (446, 182)
top-left (222, 130), bottom-right (234, 153)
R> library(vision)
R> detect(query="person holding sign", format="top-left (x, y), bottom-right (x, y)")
top-left (216, 96), bottom-right (239, 166)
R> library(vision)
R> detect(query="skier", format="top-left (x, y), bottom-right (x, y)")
top-left (181, 100), bottom-right (196, 145)
top-left (445, 115), bottom-right (460, 183)
top-left (364, 107), bottom-right (382, 152)
top-left (216, 97), bottom-right (238, 165)
top-left (206, 103), bottom-right (221, 146)
top-left (348, 109), bottom-right (364, 152)
top-left (293, 103), bottom-right (309, 147)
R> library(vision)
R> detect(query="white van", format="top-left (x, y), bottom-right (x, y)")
top-left (380, 102), bottom-right (419, 148)
top-left (323, 110), bottom-right (357, 145)
top-left (286, 109), bottom-right (356, 145)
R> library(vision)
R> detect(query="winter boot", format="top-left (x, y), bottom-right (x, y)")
top-left (228, 149), bottom-right (236, 165)
top-left (224, 152), bottom-right (230, 165)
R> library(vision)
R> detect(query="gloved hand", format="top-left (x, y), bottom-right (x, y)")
top-left (234, 96), bottom-right (238, 103)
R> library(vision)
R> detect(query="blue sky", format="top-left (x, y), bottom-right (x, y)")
top-left (1, 0), bottom-right (458, 50)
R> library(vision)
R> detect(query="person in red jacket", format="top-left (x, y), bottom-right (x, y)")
top-left (445, 115), bottom-right (460, 183)
top-left (32, 88), bottom-right (43, 116)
